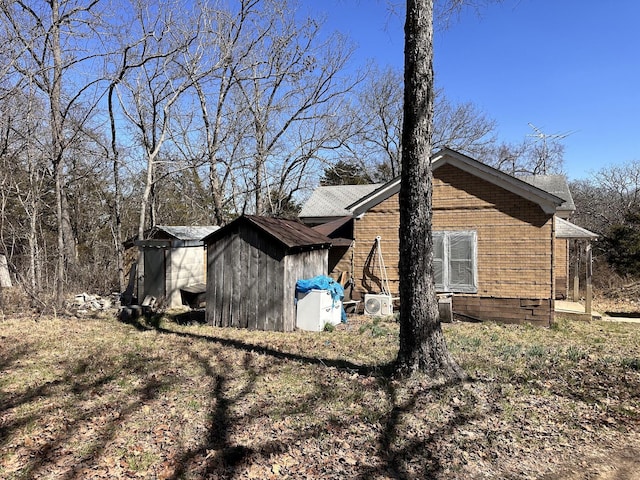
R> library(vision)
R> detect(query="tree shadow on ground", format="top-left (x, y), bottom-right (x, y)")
top-left (0, 343), bottom-right (179, 479)
top-left (167, 349), bottom-right (255, 479)
top-left (151, 319), bottom-right (394, 377)
top-left (605, 311), bottom-right (640, 318)
top-left (2, 314), bottom-right (502, 479)
top-left (125, 316), bottom-right (485, 479)
top-left (173, 309), bottom-right (206, 325)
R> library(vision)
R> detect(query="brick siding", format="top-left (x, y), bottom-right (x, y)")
top-left (330, 163), bottom-right (557, 323)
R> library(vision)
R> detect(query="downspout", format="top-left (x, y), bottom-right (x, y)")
top-left (350, 217), bottom-right (357, 298)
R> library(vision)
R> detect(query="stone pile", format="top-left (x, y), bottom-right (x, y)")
top-left (68, 292), bottom-right (118, 316)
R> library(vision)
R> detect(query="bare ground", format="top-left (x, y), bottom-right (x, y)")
top-left (0, 310), bottom-right (639, 479)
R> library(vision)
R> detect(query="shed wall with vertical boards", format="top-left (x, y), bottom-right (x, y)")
top-left (204, 215), bottom-right (331, 332)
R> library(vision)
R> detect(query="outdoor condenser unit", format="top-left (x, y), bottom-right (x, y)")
top-left (364, 294), bottom-right (393, 316)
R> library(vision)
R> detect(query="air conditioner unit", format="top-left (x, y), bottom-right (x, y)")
top-left (364, 294), bottom-right (393, 316)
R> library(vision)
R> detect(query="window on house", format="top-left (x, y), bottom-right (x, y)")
top-left (433, 231), bottom-right (477, 293)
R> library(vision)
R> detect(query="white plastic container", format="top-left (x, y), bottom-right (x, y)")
top-left (296, 289), bottom-right (342, 331)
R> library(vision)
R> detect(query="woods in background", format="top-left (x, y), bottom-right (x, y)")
top-left (0, 0), bottom-right (636, 308)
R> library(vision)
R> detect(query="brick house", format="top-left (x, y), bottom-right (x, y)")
top-left (299, 148), bottom-right (596, 326)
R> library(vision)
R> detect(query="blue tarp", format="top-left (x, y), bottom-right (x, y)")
top-left (295, 275), bottom-right (346, 322)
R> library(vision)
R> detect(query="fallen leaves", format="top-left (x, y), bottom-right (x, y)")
top-left (0, 315), bottom-right (639, 479)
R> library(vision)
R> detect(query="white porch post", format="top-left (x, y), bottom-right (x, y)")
top-left (573, 240), bottom-right (581, 302)
top-left (585, 242), bottom-right (592, 315)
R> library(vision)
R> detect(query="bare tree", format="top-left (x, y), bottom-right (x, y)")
top-left (482, 140), bottom-right (528, 175)
top-left (0, 0), bottom-right (105, 307)
top-left (233, 0), bottom-right (358, 215)
top-left (397, 0), bottom-right (466, 379)
top-left (345, 65), bottom-right (497, 181)
top-left (104, 14), bottom-right (182, 290)
top-left (349, 66), bottom-right (404, 179)
top-left (432, 90), bottom-right (496, 156)
top-left (571, 160), bottom-right (640, 277)
top-left (0, 86), bottom-right (48, 298)
top-left (173, 0), bottom-right (262, 225)
top-left (13, 90), bottom-right (52, 298)
top-left (111, 0), bottom-right (202, 240)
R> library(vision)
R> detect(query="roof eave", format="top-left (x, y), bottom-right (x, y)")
top-left (348, 178), bottom-right (401, 217)
top-left (555, 218), bottom-right (599, 240)
top-left (432, 148), bottom-right (564, 215)
top-left (299, 215), bottom-right (351, 225)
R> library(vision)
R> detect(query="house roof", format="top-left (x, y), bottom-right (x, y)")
top-left (298, 184), bottom-right (382, 222)
top-left (203, 215), bottom-right (332, 252)
top-left (518, 175), bottom-right (575, 218)
top-left (300, 149), bottom-right (573, 223)
top-left (346, 148), bottom-right (565, 217)
top-left (311, 216), bottom-right (352, 236)
top-left (556, 217), bottom-right (598, 239)
top-left (312, 216), bottom-right (353, 247)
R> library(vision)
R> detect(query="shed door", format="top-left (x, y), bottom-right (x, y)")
top-left (144, 248), bottom-right (166, 300)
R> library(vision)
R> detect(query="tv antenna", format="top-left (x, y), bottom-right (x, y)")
top-left (527, 123), bottom-right (576, 174)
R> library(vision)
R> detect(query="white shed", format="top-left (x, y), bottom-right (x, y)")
top-left (135, 225), bottom-right (218, 308)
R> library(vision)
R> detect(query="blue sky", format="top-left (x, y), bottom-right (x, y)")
top-left (302, 0), bottom-right (640, 180)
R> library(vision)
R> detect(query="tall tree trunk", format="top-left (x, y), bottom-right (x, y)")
top-left (254, 126), bottom-right (266, 216)
top-left (396, 0), bottom-right (465, 380)
top-left (51, 0), bottom-right (66, 309)
top-left (108, 79), bottom-right (126, 292)
top-left (138, 152), bottom-right (155, 240)
top-left (61, 190), bottom-right (77, 267)
top-left (193, 79), bottom-right (228, 226)
top-left (28, 193), bottom-right (39, 294)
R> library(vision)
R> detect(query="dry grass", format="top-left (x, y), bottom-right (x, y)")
top-left (0, 311), bottom-right (639, 479)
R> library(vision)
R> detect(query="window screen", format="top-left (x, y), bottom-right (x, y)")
top-left (432, 231), bottom-right (477, 293)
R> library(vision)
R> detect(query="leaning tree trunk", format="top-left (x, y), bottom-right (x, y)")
top-left (396, 0), bottom-right (466, 380)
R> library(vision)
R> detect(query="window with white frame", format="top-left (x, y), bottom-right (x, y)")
top-left (433, 231), bottom-right (477, 293)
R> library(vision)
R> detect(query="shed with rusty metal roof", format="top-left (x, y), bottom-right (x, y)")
top-left (203, 215), bottom-right (332, 331)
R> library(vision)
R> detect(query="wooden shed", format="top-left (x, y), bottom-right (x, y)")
top-left (203, 215), bottom-right (332, 332)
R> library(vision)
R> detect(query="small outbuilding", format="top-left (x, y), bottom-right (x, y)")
top-left (203, 215), bottom-right (332, 332)
top-left (135, 225), bottom-right (218, 308)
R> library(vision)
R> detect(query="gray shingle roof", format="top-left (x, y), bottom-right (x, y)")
top-left (555, 217), bottom-right (598, 239)
top-left (154, 225), bottom-right (219, 241)
top-left (518, 175), bottom-right (575, 215)
top-left (298, 184), bottom-right (383, 220)
top-left (301, 153), bottom-right (575, 222)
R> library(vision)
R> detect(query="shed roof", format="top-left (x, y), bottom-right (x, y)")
top-left (151, 225), bottom-right (219, 241)
top-left (312, 216), bottom-right (353, 247)
top-left (203, 215), bottom-right (332, 252)
top-left (311, 216), bottom-right (352, 236)
top-left (555, 217), bottom-right (598, 239)
top-left (126, 225), bottom-right (219, 248)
